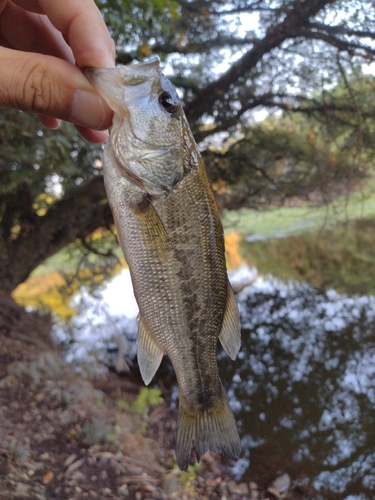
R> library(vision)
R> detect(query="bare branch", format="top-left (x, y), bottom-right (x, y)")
top-left (297, 27), bottom-right (375, 57)
top-left (185, 0), bottom-right (337, 124)
top-left (152, 36), bottom-right (257, 55)
top-left (308, 21), bottom-right (375, 40)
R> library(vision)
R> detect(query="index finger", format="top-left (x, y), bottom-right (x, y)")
top-left (37, 0), bottom-right (115, 68)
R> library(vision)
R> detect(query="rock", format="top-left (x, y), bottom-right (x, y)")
top-left (163, 472), bottom-right (182, 495)
top-left (267, 485), bottom-right (280, 498)
top-left (228, 480), bottom-right (249, 494)
top-left (118, 484), bottom-right (129, 495)
top-left (248, 481), bottom-right (260, 499)
top-left (15, 482), bottom-right (30, 495)
top-left (42, 470), bottom-right (54, 484)
top-left (271, 473), bottom-right (291, 493)
top-left (70, 471), bottom-right (85, 482)
top-left (65, 458), bottom-right (85, 477)
top-left (63, 453), bottom-right (78, 468)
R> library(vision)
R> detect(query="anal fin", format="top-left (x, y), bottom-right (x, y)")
top-left (218, 282), bottom-right (241, 360)
top-left (137, 316), bottom-right (164, 385)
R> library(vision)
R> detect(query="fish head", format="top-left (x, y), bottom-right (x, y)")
top-left (85, 58), bottom-right (195, 195)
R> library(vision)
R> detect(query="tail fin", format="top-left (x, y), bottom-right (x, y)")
top-left (176, 385), bottom-right (241, 470)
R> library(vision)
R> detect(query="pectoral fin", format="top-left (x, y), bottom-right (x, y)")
top-left (218, 283), bottom-right (241, 360)
top-left (132, 195), bottom-right (168, 260)
top-left (137, 316), bottom-right (164, 385)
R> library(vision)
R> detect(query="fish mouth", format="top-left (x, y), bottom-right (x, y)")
top-left (85, 60), bottom-right (183, 194)
top-left (84, 58), bottom-right (162, 115)
top-left (85, 63), bottom-right (175, 153)
top-left (84, 57), bottom-right (161, 85)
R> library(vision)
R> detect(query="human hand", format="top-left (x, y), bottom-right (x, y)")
top-left (0, 0), bottom-right (115, 143)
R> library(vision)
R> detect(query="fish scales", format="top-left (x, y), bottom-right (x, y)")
top-left (85, 58), bottom-right (241, 470)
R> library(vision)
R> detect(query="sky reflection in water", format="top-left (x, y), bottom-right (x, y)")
top-left (56, 265), bottom-right (375, 499)
top-left (225, 267), bottom-right (375, 499)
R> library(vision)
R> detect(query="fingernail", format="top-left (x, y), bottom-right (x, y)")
top-left (38, 115), bottom-right (61, 130)
top-left (108, 40), bottom-right (117, 68)
top-left (108, 46), bottom-right (117, 68)
top-left (71, 90), bottom-right (107, 129)
top-left (95, 130), bottom-right (109, 142)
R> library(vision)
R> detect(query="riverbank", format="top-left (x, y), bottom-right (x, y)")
top-left (0, 331), bottom-right (262, 500)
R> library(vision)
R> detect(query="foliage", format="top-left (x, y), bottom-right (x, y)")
top-left (117, 388), bottom-right (164, 435)
top-left (205, 70), bottom-right (375, 210)
top-left (13, 271), bottom-right (77, 320)
top-left (13, 229), bottom-right (125, 320)
top-left (223, 179), bottom-right (375, 239)
top-left (1, 0), bottom-right (375, 303)
top-left (0, 109), bottom-right (101, 198)
top-left (117, 387), bottom-right (164, 416)
top-left (95, 0), bottom-right (179, 56)
top-left (81, 419), bottom-right (111, 446)
top-left (176, 462), bottom-right (202, 492)
top-left (0, 108), bottom-right (113, 292)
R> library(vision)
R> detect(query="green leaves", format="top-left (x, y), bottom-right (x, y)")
top-left (2, 0), bottom-right (375, 293)
top-left (95, 0), bottom-right (179, 50)
top-left (117, 388), bottom-right (164, 416)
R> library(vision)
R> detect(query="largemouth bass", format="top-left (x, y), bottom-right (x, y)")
top-left (85, 58), bottom-right (241, 470)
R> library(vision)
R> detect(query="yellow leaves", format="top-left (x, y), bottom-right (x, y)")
top-left (33, 193), bottom-right (56, 216)
top-left (176, 30), bottom-right (187, 50)
top-left (138, 44), bottom-right (153, 57)
top-left (225, 231), bottom-right (243, 270)
top-left (10, 223), bottom-right (21, 240)
top-left (13, 272), bottom-right (76, 321)
top-left (307, 127), bottom-right (316, 144)
top-left (212, 178), bottom-right (227, 195)
top-left (13, 251), bottom-right (127, 321)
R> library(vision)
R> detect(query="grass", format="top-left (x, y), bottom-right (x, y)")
top-left (222, 181), bottom-right (375, 240)
top-left (31, 231), bottom-right (123, 278)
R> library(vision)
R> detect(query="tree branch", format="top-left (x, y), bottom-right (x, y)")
top-left (152, 36), bottom-right (257, 55)
top-left (308, 21), bottom-right (375, 40)
top-left (185, 0), bottom-right (336, 124)
top-left (298, 26), bottom-right (375, 56)
top-left (5, 176), bottom-right (113, 291)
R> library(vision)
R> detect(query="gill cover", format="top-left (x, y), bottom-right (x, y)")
top-left (85, 58), bottom-right (186, 195)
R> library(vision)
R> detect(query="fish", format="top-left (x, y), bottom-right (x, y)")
top-left (85, 58), bottom-right (241, 470)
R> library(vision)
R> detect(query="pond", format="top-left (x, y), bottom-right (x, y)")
top-left (224, 273), bottom-right (375, 499)
top-left (55, 218), bottom-right (375, 499)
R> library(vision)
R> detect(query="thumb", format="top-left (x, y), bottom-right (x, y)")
top-left (0, 47), bottom-right (113, 131)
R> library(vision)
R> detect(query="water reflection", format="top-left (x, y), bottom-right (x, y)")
top-left (222, 276), bottom-right (375, 499)
top-left (55, 264), bottom-right (375, 498)
top-left (238, 218), bottom-right (375, 296)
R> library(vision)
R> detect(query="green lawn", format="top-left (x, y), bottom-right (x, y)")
top-left (222, 182), bottom-right (375, 239)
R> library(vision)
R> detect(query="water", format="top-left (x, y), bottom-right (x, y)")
top-left (221, 277), bottom-right (375, 498)
top-left (55, 226), bottom-right (375, 498)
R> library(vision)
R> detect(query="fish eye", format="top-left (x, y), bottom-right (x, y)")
top-left (158, 92), bottom-right (179, 114)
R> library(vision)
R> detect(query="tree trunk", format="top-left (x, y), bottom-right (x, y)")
top-left (1, 176), bottom-right (113, 292)
top-left (0, 176), bottom-right (113, 345)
